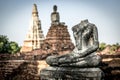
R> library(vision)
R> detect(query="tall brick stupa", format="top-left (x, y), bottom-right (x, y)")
top-left (20, 4), bottom-right (44, 53)
top-left (43, 5), bottom-right (74, 54)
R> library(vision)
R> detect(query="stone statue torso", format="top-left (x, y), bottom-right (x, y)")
top-left (51, 12), bottom-right (60, 23)
top-left (51, 5), bottom-right (60, 24)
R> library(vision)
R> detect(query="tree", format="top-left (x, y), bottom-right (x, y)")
top-left (109, 43), bottom-right (120, 54)
top-left (99, 43), bottom-right (106, 51)
top-left (7, 41), bottom-right (20, 54)
top-left (0, 35), bottom-right (9, 53)
top-left (115, 43), bottom-right (120, 50)
top-left (0, 35), bottom-right (20, 54)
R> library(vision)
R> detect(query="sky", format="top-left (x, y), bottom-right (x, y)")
top-left (0, 0), bottom-right (120, 46)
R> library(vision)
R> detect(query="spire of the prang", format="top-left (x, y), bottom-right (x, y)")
top-left (20, 4), bottom-right (44, 53)
top-left (32, 4), bottom-right (38, 14)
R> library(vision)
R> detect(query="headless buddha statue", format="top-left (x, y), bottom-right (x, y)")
top-left (46, 19), bottom-right (101, 67)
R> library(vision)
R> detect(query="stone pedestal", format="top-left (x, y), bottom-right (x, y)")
top-left (40, 67), bottom-right (104, 80)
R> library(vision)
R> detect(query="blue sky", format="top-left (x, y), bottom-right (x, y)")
top-left (0, 0), bottom-right (120, 46)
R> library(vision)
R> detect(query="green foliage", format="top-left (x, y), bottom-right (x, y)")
top-left (0, 35), bottom-right (20, 54)
top-left (0, 35), bottom-right (9, 53)
top-left (0, 42), bottom-right (4, 52)
top-left (8, 41), bottom-right (21, 54)
top-left (111, 45), bottom-right (117, 51)
top-left (109, 43), bottom-right (120, 54)
top-left (98, 42), bottom-right (120, 54)
top-left (115, 43), bottom-right (120, 50)
top-left (99, 43), bottom-right (106, 51)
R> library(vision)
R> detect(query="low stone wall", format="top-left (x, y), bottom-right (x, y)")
top-left (101, 53), bottom-right (120, 80)
top-left (0, 53), bottom-right (51, 60)
top-left (0, 53), bottom-right (120, 80)
top-left (0, 60), bottom-right (48, 80)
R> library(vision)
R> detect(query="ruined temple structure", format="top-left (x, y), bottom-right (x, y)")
top-left (20, 4), bottom-right (44, 53)
top-left (40, 20), bottom-right (104, 80)
top-left (43, 5), bottom-right (74, 54)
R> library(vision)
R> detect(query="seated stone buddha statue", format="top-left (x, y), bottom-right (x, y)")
top-left (46, 19), bottom-right (101, 67)
top-left (51, 5), bottom-right (60, 24)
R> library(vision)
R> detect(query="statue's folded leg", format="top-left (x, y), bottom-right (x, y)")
top-left (46, 54), bottom-right (76, 66)
top-left (58, 52), bottom-right (80, 64)
top-left (46, 51), bottom-right (80, 66)
top-left (59, 60), bottom-right (86, 67)
top-left (60, 52), bottom-right (101, 67)
top-left (46, 56), bottom-right (59, 66)
top-left (46, 50), bottom-right (101, 67)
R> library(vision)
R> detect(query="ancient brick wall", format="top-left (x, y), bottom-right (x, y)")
top-left (0, 60), bottom-right (48, 80)
top-left (43, 24), bottom-right (74, 55)
top-left (0, 53), bottom-right (120, 80)
top-left (101, 53), bottom-right (120, 80)
top-left (0, 53), bottom-right (50, 60)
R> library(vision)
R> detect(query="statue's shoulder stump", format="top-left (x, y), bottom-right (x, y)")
top-left (40, 66), bottom-right (104, 80)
